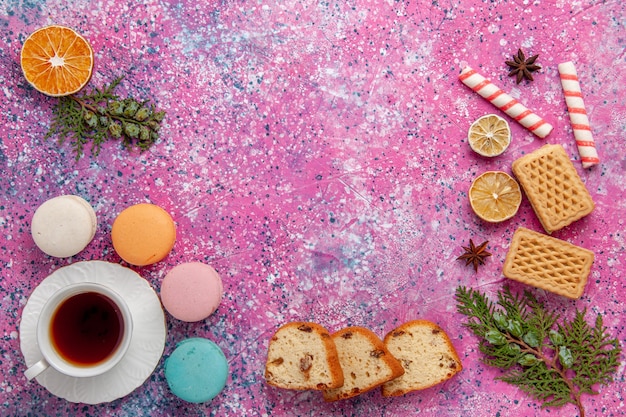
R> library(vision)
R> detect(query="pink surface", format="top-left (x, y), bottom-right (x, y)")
top-left (0, 1), bottom-right (624, 416)
top-left (161, 262), bottom-right (223, 322)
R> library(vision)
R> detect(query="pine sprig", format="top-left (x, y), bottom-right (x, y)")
top-left (45, 76), bottom-right (165, 159)
top-left (562, 312), bottom-right (621, 396)
top-left (500, 363), bottom-right (572, 408)
top-left (455, 286), bottom-right (621, 417)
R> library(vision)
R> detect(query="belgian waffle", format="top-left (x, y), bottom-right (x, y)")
top-left (512, 144), bottom-right (594, 233)
top-left (503, 227), bottom-right (594, 299)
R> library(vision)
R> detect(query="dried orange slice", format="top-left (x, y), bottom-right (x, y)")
top-left (469, 171), bottom-right (521, 222)
top-left (467, 114), bottom-right (511, 157)
top-left (20, 25), bottom-right (93, 97)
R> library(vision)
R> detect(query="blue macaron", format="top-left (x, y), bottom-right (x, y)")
top-left (164, 338), bottom-right (229, 403)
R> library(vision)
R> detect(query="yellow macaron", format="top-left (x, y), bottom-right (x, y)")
top-left (111, 203), bottom-right (176, 266)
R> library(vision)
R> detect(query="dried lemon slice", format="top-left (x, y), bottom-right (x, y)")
top-left (468, 114), bottom-right (511, 157)
top-left (20, 25), bottom-right (94, 97)
top-left (469, 171), bottom-right (521, 222)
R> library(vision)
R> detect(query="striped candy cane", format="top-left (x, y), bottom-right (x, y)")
top-left (459, 66), bottom-right (553, 138)
top-left (558, 61), bottom-right (599, 168)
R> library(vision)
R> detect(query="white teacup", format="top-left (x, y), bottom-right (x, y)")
top-left (25, 282), bottom-right (133, 380)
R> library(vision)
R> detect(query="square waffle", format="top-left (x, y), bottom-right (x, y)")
top-left (512, 144), bottom-right (594, 233)
top-left (503, 227), bottom-right (594, 299)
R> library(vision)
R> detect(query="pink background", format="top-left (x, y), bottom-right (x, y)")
top-left (1, 0), bottom-right (624, 416)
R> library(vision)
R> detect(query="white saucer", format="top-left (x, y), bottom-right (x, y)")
top-left (20, 260), bottom-right (167, 404)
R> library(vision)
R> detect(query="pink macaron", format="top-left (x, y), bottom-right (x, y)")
top-left (160, 262), bottom-right (223, 322)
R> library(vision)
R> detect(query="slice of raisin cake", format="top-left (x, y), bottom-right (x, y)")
top-left (265, 322), bottom-right (344, 390)
top-left (381, 320), bottom-right (463, 397)
top-left (323, 326), bottom-right (404, 402)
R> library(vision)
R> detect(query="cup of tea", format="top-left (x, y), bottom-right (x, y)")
top-left (25, 282), bottom-right (133, 380)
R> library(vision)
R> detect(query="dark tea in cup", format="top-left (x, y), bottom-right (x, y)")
top-left (51, 291), bottom-right (124, 366)
top-left (25, 281), bottom-right (133, 380)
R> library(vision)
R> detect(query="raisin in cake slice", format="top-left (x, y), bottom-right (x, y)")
top-left (265, 322), bottom-right (344, 390)
top-left (381, 320), bottom-right (462, 397)
top-left (323, 326), bottom-right (404, 402)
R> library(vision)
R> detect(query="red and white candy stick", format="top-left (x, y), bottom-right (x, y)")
top-left (459, 66), bottom-right (553, 138)
top-left (558, 61), bottom-right (599, 168)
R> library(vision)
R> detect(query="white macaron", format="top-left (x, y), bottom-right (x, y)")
top-left (31, 195), bottom-right (97, 257)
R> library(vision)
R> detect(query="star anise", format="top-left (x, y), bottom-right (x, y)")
top-left (506, 48), bottom-right (541, 84)
top-left (457, 239), bottom-right (492, 272)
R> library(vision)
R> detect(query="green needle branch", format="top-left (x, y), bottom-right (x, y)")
top-left (45, 76), bottom-right (165, 160)
top-left (455, 286), bottom-right (621, 417)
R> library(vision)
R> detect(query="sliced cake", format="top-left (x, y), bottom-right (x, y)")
top-left (381, 320), bottom-right (463, 397)
top-left (265, 322), bottom-right (344, 390)
top-left (323, 326), bottom-right (404, 402)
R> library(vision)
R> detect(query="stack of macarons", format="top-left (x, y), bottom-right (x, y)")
top-left (30, 195), bottom-right (228, 403)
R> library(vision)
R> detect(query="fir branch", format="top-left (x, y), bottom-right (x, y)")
top-left (562, 311), bottom-right (621, 396)
top-left (455, 286), bottom-right (621, 417)
top-left (500, 363), bottom-right (572, 408)
top-left (45, 76), bottom-right (165, 160)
